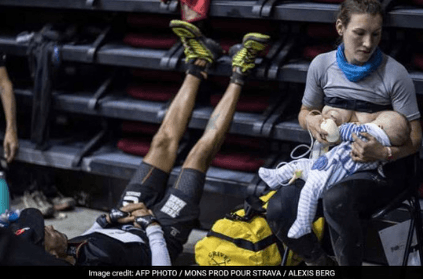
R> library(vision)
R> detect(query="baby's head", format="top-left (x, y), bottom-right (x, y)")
top-left (371, 111), bottom-right (410, 146)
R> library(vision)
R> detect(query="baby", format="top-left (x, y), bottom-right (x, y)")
top-left (259, 108), bottom-right (410, 239)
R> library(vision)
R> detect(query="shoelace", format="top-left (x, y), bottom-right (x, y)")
top-left (234, 48), bottom-right (259, 72)
top-left (182, 37), bottom-right (212, 63)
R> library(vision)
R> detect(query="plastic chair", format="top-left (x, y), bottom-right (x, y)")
top-left (371, 153), bottom-right (423, 266)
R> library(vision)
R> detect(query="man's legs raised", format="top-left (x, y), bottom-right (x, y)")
top-left (117, 21), bottom-right (221, 207)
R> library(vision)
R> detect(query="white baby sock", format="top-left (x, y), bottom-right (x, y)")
top-left (259, 159), bottom-right (313, 188)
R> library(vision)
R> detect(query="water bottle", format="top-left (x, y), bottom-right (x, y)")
top-left (0, 171), bottom-right (9, 215)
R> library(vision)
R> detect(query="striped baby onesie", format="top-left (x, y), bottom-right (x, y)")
top-left (259, 122), bottom-right (391, 239)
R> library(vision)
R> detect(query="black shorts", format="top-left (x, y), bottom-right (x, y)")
top-left (116, 162), bottom-right (169, 209)
top-left (117, 163), bottom-right (204, 261)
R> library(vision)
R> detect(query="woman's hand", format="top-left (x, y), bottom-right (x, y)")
top-left (3, 128), bottom-right (18, 163)
top-left (305, 113), bottom-right (329, 144)
top-left (351, 132), bottom-right (387, 162)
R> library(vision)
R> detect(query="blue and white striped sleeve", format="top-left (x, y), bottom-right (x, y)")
top-left (339, 123), bottom-right (369, 142)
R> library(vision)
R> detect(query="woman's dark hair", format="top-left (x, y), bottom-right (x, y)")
top-left (336, 0), bottom-right (384, 27)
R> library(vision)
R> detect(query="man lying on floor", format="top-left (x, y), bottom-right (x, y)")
top-left (0, 20), bottom-right (270, 266)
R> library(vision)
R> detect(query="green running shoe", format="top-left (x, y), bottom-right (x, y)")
top-left (170, 20), bottom-right (222, 64)
top-left (232, 33), bottom-right (271, 73)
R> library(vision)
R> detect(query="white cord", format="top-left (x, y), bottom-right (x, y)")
top-left (270, 111), bottom-right (321, 186)
top-left (274, 162), bottom-right (292, 186)
top-left (290, 128), bottom-right (315, 159)
top-left (290, 110), bottom-right (321, 160)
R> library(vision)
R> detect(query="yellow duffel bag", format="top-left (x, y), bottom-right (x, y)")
top-left (195, 191), bottom-right (325, 266)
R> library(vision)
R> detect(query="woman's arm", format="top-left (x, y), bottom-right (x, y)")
top-left (298, 104), bottom-right (328, 143)
top-left (351, 119), bottom-right (422, 162)
top-left (0, 67), bottom-right (18, 163)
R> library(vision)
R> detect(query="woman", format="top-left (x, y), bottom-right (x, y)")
top-left (266, 0), bottom-right (422, 266)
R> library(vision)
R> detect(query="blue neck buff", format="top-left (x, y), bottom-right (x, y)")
top-left (336, 43), bottom-right (383, 82)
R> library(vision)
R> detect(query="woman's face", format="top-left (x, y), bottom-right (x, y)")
top-left (336, 13), bottom-right (383, 65)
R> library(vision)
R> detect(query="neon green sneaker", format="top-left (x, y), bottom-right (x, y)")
top-left (170, 20), bottom-right (222, 64)
top-left (232, 33), bottom-right (271, 73)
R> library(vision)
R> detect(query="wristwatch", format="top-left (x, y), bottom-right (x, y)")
top-left (135, 215), bottom-right (160, 230)
top-left (109, 208), bottom-right (130, 224)
top-left (96, 208), bottom-right (130, 228)
top-left (96, 214), bottom-right (113, 228)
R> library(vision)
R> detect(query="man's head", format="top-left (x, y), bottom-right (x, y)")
top-left (44, 225), bottom-right (68, 259)
top-left (371, 111), bottom-right (410, 146)
top-left (9, 208), bottom-right (70, 263)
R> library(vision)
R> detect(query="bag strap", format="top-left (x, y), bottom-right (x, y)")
top-left (243, 190), bottom-right (278, 219)
top-left (226, 190), bottom-right (277, 222)
top-left (207, 230), bottom-right (278, 252)
top-left (243, 196), bottom-right (266, 219)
